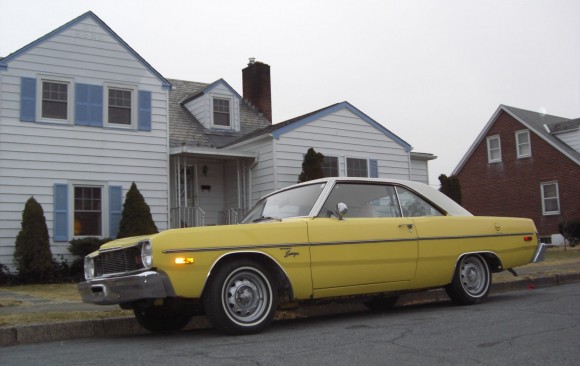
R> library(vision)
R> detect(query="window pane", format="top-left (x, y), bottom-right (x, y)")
top-left (396, 186), bottom-right (442, 217)
top-left (541, 183), bottom-right (560, 214)
top-left (108, 88), bottom-right (132, 124)
top-left (322, 156), bottom-right (338, 177)
top-left (320, 183), bottom-right (404, 218)
top-left (42, 82), bottom-right (68, 119)
top-left (517, 131), bottom-right (531, 157)
top-left (74, 186), bottom-right (102, 236)
top-left (347, 158), bottom-right (368, 177)
top-left (213, 98), bottom-right (230, 126)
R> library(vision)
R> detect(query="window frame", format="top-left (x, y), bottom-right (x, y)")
top-left (540, 182), bottom-right (560, 215)
top-left (211, 96), bottom-right (233, 129)
top-left (69, 181), bottom-right (110, 238)
top-left (36, 76), bottom-right (73, 123)
top-left (515, 129), bottom-right (532, 158)
top-left (104, 83), bottom-right (138, 129)
top-left (346, 157), bottom-right (369, 177)
top-left (486, 135), bottom-right (502, 163)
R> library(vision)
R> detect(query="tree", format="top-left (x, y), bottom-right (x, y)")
top-left (117, 182), bottom-right (158, 239)
top-left (14, 197), bottom-right (54, 282)
top-left (438, 174), bottom-right (462, 205)
top-left (559, 219), bottom-right (580, 247)
top-left (298, 148), bottom-right (325, 183)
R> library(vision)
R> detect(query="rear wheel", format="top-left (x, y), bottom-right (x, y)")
top-left (134, 301), bottom-right (193, 333)
top-left (204, 260), bottom-right (278, 335)
top-left (445, 254), bottom-right (491, 305)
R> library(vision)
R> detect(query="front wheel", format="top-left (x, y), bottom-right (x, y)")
top-left (445, 254), bottom-right (491, 305)
top-left (204, 260), bottom-right (278, 335)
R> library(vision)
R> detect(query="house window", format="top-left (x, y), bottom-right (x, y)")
top-left (541, 182), bottom-right (560, 215)
top-left (346, 158), bottom-right (368, 177)
top-left (74, 186), bottom-right (102, 236)
top-left (213, 98), bottom-right (230, 127)
top-left (487, 135), bottom-right (501, 163)
top-left (322, 156), bottom-right (339, 177)
top-left (42, 81), bottom-right (68, 119)
top-left (108, 88), bottom-right (132, 125)
top-left (516, 130), bottom-right (531, 158)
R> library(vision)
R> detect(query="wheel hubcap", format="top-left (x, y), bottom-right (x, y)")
top-left (223, 269), bottom-right (271, 324)
top-left (460, 257), bottom-right (488, 296)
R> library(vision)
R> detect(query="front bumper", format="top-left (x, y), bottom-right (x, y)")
top-left (531, 241), bottom-right (547, 263)
top-left (78, 270), bottom-right (175, 305)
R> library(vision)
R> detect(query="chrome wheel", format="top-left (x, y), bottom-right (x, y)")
top-left (445, 254), bottom-right (491, 305)
top-left (459, 256), bottom-right (489, 297)
top-left (222, 267), bottom-right (272, 325)
top-left (204, 260), bottom-right (278, 334)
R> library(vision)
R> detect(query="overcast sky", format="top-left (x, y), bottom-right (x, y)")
top-left (1, 0), bottom-right (579, 185)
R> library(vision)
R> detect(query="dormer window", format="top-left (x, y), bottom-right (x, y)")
top-left (213, 97), bottom-right (231, 128)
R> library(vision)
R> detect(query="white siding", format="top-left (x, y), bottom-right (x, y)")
top-left (274, 108), bottom-right (411, 189)
top-left (234, 138), bottom-right (275, 206)
top-left (410, 158), bottom-right (429, 184)
top-left (0, 16), bottom-right (169, 267)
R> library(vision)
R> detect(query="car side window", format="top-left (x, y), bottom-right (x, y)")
top-left (319, 183), bottom-right (402, 218)
top-left (395, 186), bottom-right (443, 217)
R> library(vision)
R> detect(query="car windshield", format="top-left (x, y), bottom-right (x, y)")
top-left (241, 182), bottom-right (326, 223)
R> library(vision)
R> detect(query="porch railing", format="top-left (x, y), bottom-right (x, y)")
top-left (226, 208), bottom-right (246, 225)
top-left (170, 206), bottom-right (205, 228)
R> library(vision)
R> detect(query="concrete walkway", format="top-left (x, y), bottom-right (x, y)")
top-left (1, 259), bottom-right (579, 347)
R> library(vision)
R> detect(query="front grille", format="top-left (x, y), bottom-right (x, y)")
top-left (94, 244), bottom-right (144, 277)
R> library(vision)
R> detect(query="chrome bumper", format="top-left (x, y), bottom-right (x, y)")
top-left (78, 270), bottom-right (175, 305)
top-left (531, 241), bottom-right (547, 263)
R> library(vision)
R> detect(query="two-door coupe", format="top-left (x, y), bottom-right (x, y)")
top-left (79, 178), bottom-right (546, 334)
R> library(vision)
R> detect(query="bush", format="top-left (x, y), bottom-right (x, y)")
top-left (559, 220), bottom-right (580, 247)
top-left (13, 197), bottom-right (55, 282)
top-left (117, 182), bottom-right (158, 239)
top-left (68, 237), bottom-right (110, 258)
top-left (298, 148), bottom-right (324, 183)
top-left (438, 174), bottom-right (462, 205)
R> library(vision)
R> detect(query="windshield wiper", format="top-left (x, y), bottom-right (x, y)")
top-left (252, 216), bottom-right (282, 223)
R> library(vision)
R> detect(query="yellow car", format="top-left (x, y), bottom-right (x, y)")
top-left (78, 178), bottom-right (546, 335)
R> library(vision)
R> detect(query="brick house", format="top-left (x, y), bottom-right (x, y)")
top-left (452, 105), bottom-right (580, 243)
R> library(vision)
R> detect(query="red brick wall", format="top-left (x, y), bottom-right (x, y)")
top-left (456, 110), bottom-right (580, 237)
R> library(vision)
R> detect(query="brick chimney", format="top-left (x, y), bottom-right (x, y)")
top-left (242, 58), bottom-right (272, 123)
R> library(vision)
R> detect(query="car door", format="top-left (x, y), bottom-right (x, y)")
top-left (308, 182), bottom-right (418, 291)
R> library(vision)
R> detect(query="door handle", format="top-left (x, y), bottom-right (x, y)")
top-left (398, 223), bottom-right (414, 231)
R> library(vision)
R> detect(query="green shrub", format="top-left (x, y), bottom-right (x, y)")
top-left (117, 182), bottom-right (158, 239)
top-left (559, 220), bottom-right (580, 247)
top-left (13, 197), bottom-right (55, 282)
top-left (438, 174), bottom-right (462, 205)
top-left (68, 237), bottom-right (110, 258)
top-left (298, 148), bottom-right (324, 183)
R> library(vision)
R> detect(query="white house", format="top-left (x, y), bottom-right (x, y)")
top-left (0, 12), bottom-right (436, 268)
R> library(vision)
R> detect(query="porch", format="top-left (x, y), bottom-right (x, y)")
top-left (169, 149), bottom-right (255, 228)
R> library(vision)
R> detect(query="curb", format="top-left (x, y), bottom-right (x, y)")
top-left (2, 273), bottom-right (579, 347)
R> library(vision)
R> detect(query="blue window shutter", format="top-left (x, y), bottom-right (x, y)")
top-left (75, 84), bottom-right (103, 127)
top-left (138, 90), bottom-right (152, 131)
top-left (89, 85), bottom-right (103, 127)
top-left (369, 159), bottom-right (379, 178)
top-left (109, 186), bottom-right (123, 238)
top-left (75, 84), bottom-right (90, 126)
top-left (53, 184), bottom-right (68, 242)
top-left (20, 77), bottom-right (36, 122)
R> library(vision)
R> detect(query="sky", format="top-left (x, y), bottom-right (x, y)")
top-left (1, 0), bottom-right (579, 185)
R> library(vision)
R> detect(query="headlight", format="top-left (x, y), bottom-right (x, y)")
top-left (84, 256), bottom-right (95, 280)
top-left (141, 240), bottom-right (153, 268)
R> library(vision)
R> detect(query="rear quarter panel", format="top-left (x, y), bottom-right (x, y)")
top-left (411, 216), bottom-right (538, 288)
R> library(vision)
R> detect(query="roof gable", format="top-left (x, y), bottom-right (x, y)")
top-left (0, 11), bottom-right (171, 90)
top-left (226, 101), bottom-right (412, 152)
top-left (453, 105), bottom-right (580, 174)
top-left (180, 79), bottom-right (242, 104)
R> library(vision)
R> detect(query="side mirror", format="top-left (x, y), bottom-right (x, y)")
top-left (336, 203), bottom-right (348, 220)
